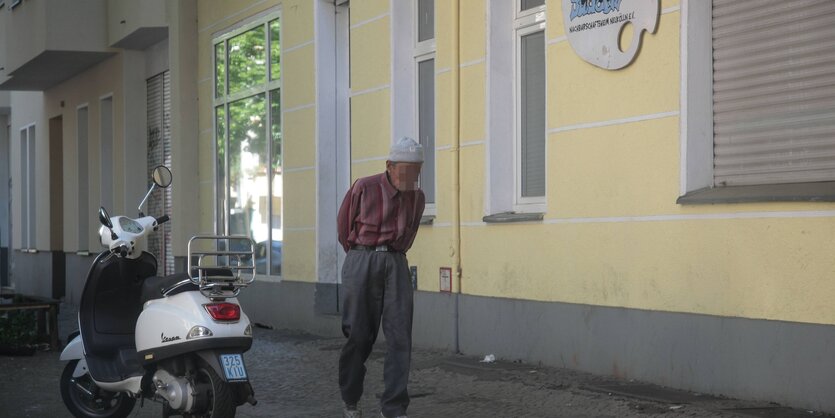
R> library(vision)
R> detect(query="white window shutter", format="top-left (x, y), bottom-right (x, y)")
top-left (712, 0), bottom-right (835, 187)
top-left (418, 58), bottom-right (436, 203)
top-left (521, 30), bottom-right (546, 198)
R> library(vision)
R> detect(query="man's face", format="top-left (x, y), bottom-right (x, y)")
top-left (386, 161), bottom-right (423, 191)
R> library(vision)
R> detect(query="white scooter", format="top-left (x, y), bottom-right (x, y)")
top-left (60, 166), bottom-right (258, 418)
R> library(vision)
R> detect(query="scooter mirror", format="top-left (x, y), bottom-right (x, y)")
top-left (99, 207), bottom-right (113, 228)
top-left (152, 166), bottom-right (173, 188)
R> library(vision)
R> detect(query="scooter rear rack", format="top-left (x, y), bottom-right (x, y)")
top-left (187, 235), bottom-right (256, 299)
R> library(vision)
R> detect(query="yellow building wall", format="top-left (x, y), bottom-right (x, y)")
top-left (349, 0), bottom-right (391, 170)
top-left (196, 0), bottom-right (316, 283)
top-left (406, 0), bottom-right (835, 328)
top-left (43, 54), bottom-right (125, 253)
top-left (194, 0), bottom-right (835, 327)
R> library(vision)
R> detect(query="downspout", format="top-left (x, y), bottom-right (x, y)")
top-left (451, 0), bottom-right (462, 354)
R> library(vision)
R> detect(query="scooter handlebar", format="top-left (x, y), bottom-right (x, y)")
top-left (107, 244), bottom-right (129, 258)
top-left (156, 215), bottom-right (170, 225)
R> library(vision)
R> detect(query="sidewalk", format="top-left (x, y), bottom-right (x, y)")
top-left (0, 303), bottom-right (830, 418)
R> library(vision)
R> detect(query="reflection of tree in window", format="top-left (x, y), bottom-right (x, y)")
top-left (214, 15), bottom-right (282, 275)
top-left (270, 19), bottom-right (280, 81)
top-left (228, 26), bottom-right (266, 94)
top-left (270, 89), bottom-right (281, 173)
top-left (228, 94), bottom-right (267, 239)
top-left (215, 42), bottom-right (225, 97)
top-left (215, 106), bottom-right (227, 232)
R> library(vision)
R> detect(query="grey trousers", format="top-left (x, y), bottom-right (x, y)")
top-left (339, 249), bottom-right (414, 418)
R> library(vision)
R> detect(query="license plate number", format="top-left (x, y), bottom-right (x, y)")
top-left (220, 354), bottom-right (248, 381)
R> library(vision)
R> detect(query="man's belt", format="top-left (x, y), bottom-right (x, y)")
top-left (352, 244), bottom-right (398, 252)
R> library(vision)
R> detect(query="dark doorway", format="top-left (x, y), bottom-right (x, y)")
top-left (1, 122), bottom-right (9, 288)
top-left (49, 115), bottom-right (65, 299)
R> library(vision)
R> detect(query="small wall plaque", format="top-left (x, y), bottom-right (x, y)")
top-left (439, 267), bottom-right (452, 293)
top-left (562, 0), bottom-right (660, 70)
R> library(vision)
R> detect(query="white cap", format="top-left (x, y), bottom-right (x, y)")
top-left (388, 137), bottom-right (424, 163)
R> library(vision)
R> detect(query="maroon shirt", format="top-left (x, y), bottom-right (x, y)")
top-left (337, 173), bottom-right (425, 253)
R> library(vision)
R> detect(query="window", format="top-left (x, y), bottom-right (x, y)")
top-left (417, 0), bottom-right (434, 43)
top-left (521, 0), bottom-right (545, 12)
top-left (484, 0), bottom-right (547, 218)
top-left (19, 124), bottom-right (35, 250)
top-left (713, 1), bottom-right (835, 188)
top-left (514, 0), bottom-right (546, 207)
top-left (214, 12), bottom-right (282, 276)
top-left (416, 0), bottom-right (435, 204)
top-left (77, 106), bottom-right (89, 251)
top-left (680, 0), bottom-right (835, 202)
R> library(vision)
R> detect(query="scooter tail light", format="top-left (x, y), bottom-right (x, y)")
top-left (204, 303), bottom-right (241, 321)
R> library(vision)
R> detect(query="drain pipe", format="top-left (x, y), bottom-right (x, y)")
top-left (451, 0), bottom-right (462, 354)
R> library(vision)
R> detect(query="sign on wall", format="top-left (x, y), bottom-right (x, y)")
top-left (562, 0), bottom-right (660, 70)
top-left (439, 267), bottom-right (452, 293)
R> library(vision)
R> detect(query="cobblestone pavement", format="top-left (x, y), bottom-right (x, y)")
top-left (0, 304), bottom-right (831, 418)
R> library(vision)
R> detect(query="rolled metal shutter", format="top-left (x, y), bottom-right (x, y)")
top-left (712, 0), bottom-right (835, 187)
top-left (147, 71), bottom-right (174, 275)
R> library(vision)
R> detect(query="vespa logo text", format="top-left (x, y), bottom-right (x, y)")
top-left (161, 333), bottom-right (181, 343)
top-left (570, 0), bottom-right (622, 21)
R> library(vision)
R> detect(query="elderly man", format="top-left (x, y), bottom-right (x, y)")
top-left (337, 137), bottom-right (426, 418)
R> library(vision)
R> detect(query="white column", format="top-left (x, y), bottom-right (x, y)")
top-left (122, 50), bottom-right (148, 219)
top-left (314, 0), bottom-right (352, 286)
top-left (167, 0), bottom-right (199, 257)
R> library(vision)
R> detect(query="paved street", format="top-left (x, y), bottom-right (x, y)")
top-left (0, 304), bottom-right (831, 418)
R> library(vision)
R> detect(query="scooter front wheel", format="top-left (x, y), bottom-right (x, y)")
top-left (60, 360), bottom-right (137, 418)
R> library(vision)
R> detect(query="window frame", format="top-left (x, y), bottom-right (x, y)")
top-left (18, 126), bottom-right (27, 250)
top-left (18, 123), bottom-right (35, 251)
top-left (414, 0), bottom-right (436, 212)
top-left (414, 54), bottom-right (436, 211)
top-left (414, 0), bottom-right (436, 56)
top-left (516, 0), bottom-right (545, 22)
top-left (512, 1), bottom-right (547, 212)
top-left (212, 9), bottom-right (283, 279)
top-left (678, 0), bottom-right (835, 204)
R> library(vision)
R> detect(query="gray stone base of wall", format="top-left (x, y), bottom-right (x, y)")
top-left (10, 250), bottom-right (66, 300)
top-left (236, 279), bottom-right (835, 414)
top-left (237, 280), bottom-right (343, 338)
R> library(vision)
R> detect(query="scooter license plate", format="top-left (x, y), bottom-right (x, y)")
top-left (220, 354), bottom-right (248, 381)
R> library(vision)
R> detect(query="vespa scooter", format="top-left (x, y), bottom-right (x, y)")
top-left (59, 166), bottom-right (257, 417)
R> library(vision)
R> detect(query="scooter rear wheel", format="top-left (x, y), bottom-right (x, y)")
top-left (60, 360), bottom-right (137, 418)
top-left (184, 364), bottom-right (235, 418)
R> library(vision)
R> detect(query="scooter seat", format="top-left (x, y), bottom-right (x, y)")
top-left (141, 273), bottom-right (197, 304)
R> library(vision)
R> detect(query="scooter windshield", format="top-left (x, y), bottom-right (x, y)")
top-left (119, 217), bottom-right (144, 234)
